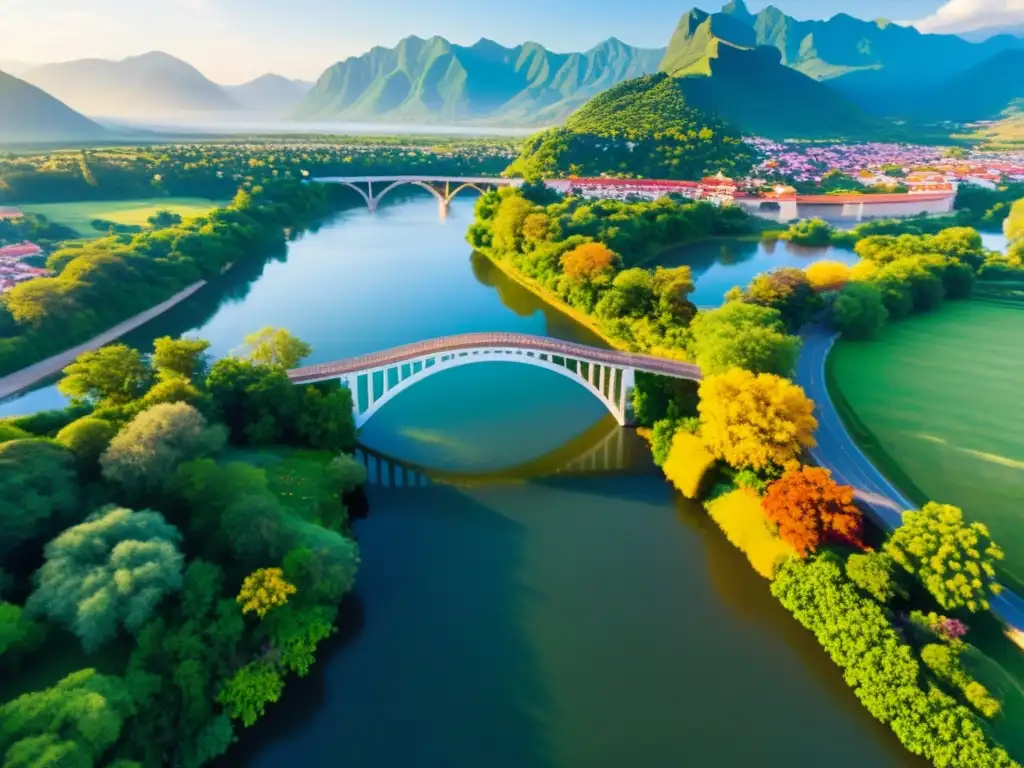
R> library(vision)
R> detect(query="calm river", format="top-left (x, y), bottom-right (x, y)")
top-left (4, 195), bottom-right (923, 766)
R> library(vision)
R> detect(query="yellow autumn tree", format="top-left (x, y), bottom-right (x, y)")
top-left (805, 260), bottom-right (852, 292)
top-left (662, 430), bottom-right (716, 499)
top-left (698, 369), bottom-right (818, 471)
top-left (237, 567), bottom-right (297, 618)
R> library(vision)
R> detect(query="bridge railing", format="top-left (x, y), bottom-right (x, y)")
top-left (286, 332), bottom-right (701, 383)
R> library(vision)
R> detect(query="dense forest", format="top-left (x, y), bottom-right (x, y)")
top-left (0, 327), bottom-right (365, 767)
top-left (504, 74), bottom-right (757, 180)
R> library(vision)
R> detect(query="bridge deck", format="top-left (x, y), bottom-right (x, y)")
top-left (287, 332), bottom-right (701, 383)
top-left (312, 175), bottom-right (516, 184)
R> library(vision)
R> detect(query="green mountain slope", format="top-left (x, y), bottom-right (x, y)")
top-left (907, 49), bottom-right (1024, 121)
top-left (294, 36), bottom-right (664, 125)
top-left (505, 73), bottom-right (756, 179)
top-left (0, 71), bottom-right (106, 143)
top-left (717, 0), bottom-right (1023, 85)
top-left (23, 52), bottom-right (238, 119)
top-left (659, 11), bottom-right (890, 140)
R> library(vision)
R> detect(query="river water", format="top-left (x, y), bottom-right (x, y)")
top-left (4, 195), bottom-right (922, 766)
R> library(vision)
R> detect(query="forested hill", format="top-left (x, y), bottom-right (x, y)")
top-left (505, 73), bottom-right (756, 180)
top-left (0, 71), bottom-right (107, 143)
top-left (293, 35), bottom-right (665, 126)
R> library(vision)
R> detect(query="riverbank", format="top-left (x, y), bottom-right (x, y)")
top-left (0, 280), bottom-right (206, 399)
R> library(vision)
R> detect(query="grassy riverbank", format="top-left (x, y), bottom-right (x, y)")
top-left (23, 198), bottom-right (226, 238)
top-left (827, 299), bottom-right (1024, 592)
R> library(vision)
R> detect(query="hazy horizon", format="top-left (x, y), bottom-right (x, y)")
top-left (3, 0), bottom-right (1022, 83)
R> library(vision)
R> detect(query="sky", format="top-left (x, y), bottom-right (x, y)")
top-left (2, 0), bottom-right (1022, 83)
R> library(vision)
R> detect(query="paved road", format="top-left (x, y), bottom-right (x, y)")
top-left (796, 326), bottom-right (1024, 633)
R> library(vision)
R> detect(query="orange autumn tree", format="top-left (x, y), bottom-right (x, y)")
top-left (762, 466), bottom-right (864, 556)
top-left (560, 242), bottom-right (618, 283)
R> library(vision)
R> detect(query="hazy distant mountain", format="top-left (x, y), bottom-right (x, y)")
top-left (659, 9), bottom-right (889, 139)
top-left (716, 0), bottom-right (1024, 85)
top-left (23, 51), bottom-right (238, 119)
top-left (294, 35), bottom-right (665, 125)
top-left (903, 49), bottom-right (1024, 121)
top-left (0, 60), bottom-right (33, 78)
top-left (225, 74), bottom-right (313, 115)
top-left (960, 24), bottom-right (1024, 43)
top-left (0, 71), bottom-right (106, 143)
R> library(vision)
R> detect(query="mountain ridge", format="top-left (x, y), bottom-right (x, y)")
top-left (0, 70), bottom-right (107, 143)
top-left (293, 35), bottom-right (665, 125)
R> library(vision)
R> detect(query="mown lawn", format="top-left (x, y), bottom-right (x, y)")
top-left (828, 299), bottom-right (1024, 590)
top-left (22, 198), bottom-right (225, 238)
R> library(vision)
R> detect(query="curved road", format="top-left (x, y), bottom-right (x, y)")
top-left (797, 326), bottom-right (1024, 633)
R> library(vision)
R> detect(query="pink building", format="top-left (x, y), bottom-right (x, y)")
top-left (0, 207), bottom-right (23, 221)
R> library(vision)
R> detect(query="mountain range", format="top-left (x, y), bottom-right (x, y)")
top-left (0, 71), bottom-right (106, 143)
top-left (293, 35), bottom-right (664, 125)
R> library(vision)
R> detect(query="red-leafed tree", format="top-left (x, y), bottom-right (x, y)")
top-left (762, 466), bottom-right (864, 556)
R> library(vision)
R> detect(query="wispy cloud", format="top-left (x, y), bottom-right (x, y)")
top-left (911, 0), bottom-right (1024, 33)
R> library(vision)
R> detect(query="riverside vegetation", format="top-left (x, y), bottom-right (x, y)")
top-left (470, 185), bottom-right (1021, 767)
top-left (0, 326), bottom-right (367, 767)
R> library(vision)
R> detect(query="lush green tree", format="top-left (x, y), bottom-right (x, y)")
top-left (0, 439), bottom-right (79, 569)
top-left (121, 560), bottom-right (243, 768)
top-left (325, 453), bottom-right (368, 495)
top-left (942, 260), bottom-right (976, 299)
top-left (845, 551), bottom-right (907, 603)
top-left (222, 495), bottom-right (296, 569)
top-left (237, 327), bottom-right (312, 370)
top-left (772, 556), bottom-right (1016, 768)
top-left (205, 358), bottom-right (300, 445)
top-left (151, 336), bottom-right (211, 381)
top-left (698, 368), bottom-right (817, 472)
top-left (740, 267), bottom-right (822, 330)
top-left (147, 210), bottom-right (183, 229)
top-left (295, 385), bottom-right (356, 451)
top-left (489, 192), bottom-right (535, 253)
top-left (0, 602), bottom-right (47, 665)
top-left (886, 503), bottom-right (1004, 612)
top-left (0, 669), bottom-right (134, 768)
top-left (217, 663), bottom-right (284, 728)
top-left (135, 377), bottom-right (209, 412)
top-left (920, 643), bottom-right (1002, 719)
top-left (28, 507), bottom-right (184, 652)
top-left (101, 403), bottom-right (226, 496)
top-left (57, 345), bottom-right (152, 406)
top-left (55, 417), bottom-right (118, 471)
top-left (282, 545), bottom-right (359, 608)
top-left (831, 281), bottom-right (888, 339)
top-left (689, 302), bottom-right (800, 376)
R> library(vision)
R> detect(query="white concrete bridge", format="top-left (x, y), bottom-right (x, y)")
top-left (312, 175), bottom-right (524, 213)
top-left (287, 332), bottom-right (701, 429)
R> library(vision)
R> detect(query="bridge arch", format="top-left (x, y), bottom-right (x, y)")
top-left (351, 347), bottom-right (632, 428)
top-left (287, 332), bottom-right (702, 430)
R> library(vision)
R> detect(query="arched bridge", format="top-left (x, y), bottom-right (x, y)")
top-left (312, 175), bottom-right (522, 213)
top-left (287, 332), bottom-right (702, 428)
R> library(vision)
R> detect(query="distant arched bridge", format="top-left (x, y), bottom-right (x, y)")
top-left (287, 332), bottom-right (702, 428)
top-left (312, 175), bottom-right (523, 213)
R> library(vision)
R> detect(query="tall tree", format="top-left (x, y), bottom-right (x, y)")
top-left (237, 328), bottom-right (312, 370)
top-left (698, 368), bottom-right (817, 472)
top-left (28, 507), bottom-right (185, 652)
top-left (762, 466), bottom-right (863, 556)
top-left (689, 302), bottom-right (800, 376)
top-left (57, 345), bottom-right (152, 406)
top-left (151, 336), bottom-right (211, 382)
top-left (886, 503), bottom-right (1004, 612)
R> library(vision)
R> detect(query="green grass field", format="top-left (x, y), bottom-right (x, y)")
top-left (23, 198), bottom-right (225, 238)
top-left (829, 300), bottom-right (1024, 589)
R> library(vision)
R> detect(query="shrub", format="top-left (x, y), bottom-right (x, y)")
top-left (55, 416), bottom-right (118, 469)
top-left (806, 260), bottom-right (852, 292)
top-left (706, 490), bottom-right (795, 578)
top-left (662, 431), bottom-right (716, 499)
top-left (845, 551), bottom-right (906, 603)
top-left (831, 281), bottom-right (888, 340)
